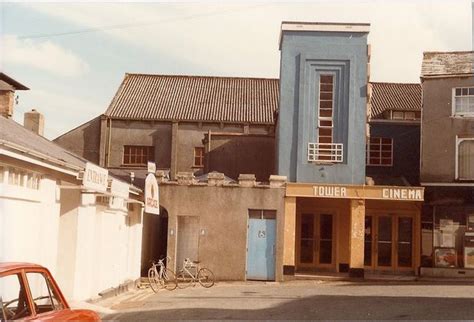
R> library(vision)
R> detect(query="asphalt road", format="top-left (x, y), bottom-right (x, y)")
top-left (100, 280), bottom-right (474, 320)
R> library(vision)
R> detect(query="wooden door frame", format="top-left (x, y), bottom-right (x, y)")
top-left (364, 211), bottom-right (416, 273)
top-left (296, 209), bottom-right (338, 270)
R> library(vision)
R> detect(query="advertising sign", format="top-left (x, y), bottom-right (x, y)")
top-left (145, 172), bottom-right (160, 215)
top-left (83, 162), bottom-right (108, 192)
top-left (111, 179), bottom-right (129, 199)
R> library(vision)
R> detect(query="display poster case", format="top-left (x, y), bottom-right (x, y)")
top-left (464, 232), bottom-right (474, 268)
top-left (434, 248), bottom-right (457, 267)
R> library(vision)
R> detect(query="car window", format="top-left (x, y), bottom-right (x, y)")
top-left (0, 273), bottom-right (32, 321)
top-left (26, 272), bottom-right (64, 315)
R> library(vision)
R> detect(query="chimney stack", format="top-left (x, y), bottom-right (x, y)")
top-left (0, 86), bottom-right (15, 118)
top-left (24, 109), bottom-right (45, 136)
top-left (0, 73), bottom-right (29, 119)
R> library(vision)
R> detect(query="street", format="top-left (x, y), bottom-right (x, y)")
top-left (99, 280), bottom-right (474, 320)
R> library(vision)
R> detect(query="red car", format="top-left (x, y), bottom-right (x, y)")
top-left (1, 263), bottom-right (100, 321)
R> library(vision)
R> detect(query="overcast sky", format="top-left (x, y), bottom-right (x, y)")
top-left (0, 0), bottom-right (472, 139)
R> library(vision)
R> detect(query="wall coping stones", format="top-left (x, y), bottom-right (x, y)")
top-left (269, 175), bottom-right (287, 188)
top-left (157, 173), bottom-right (285, 189)
top-left (176, 172), bottom-right (196, 185)
top-left (208, 172), bottom-right (225, 186)
top-left (238, 174), bottom-right (256, 188)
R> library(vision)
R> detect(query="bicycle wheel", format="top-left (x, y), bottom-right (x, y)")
top-left (176, 270), bottom-right (193, 289)
top-left (197, 268), bottom-right (215, 288)
top-left (148, 267), bottom-right (160, 293)
top-left (162, 268), bottom-right (178, 291)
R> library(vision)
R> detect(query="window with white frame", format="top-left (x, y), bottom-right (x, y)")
top-left (367, 137), bottom-right (393, 166)
top-left (453, 87), bottom-right (474, 116)
top-left (457, 138), bottom-right (474, 180)
top-left (1, 166), bottom-right (41, 189)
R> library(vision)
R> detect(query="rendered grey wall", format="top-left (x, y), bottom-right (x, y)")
top-left (108, 120), bottom-right (173, 169)
top-left (54, 116), bottom-right (101, 164)
top-left (277, 31), bottom-right (368, 184)
top-left (208, 135), bottom-right (275, 181)
top-left (158, 184), bottom-right (286, 281)
top-left (421, 77), bottom-right (474, 183)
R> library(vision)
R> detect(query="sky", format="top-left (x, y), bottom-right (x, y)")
top-left (0, 0), bottom-right (472, 139)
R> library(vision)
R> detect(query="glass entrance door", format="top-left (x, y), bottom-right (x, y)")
top-left (297, 213), bottom-right (335, 269)
top-left (365, 214), bottom-right (414, 272)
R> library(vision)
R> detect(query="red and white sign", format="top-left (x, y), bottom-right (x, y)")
top-left (145, 172), bottom-right (159, 215)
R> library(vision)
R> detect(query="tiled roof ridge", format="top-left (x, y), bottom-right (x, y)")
top-left (124, 72), bottom-right (279, 81)
top-left (423, 50), bottom-right (474, 55)
top-left (370, 81), bottom-right (420, 86)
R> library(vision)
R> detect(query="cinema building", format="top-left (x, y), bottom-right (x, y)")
top-left (277, 22), bottom-right (423, 278)
top-left (56, 22), bottom-right (425, 280)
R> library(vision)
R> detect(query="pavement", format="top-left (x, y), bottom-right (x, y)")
top-left (92, 279), bottom-right (474, 320)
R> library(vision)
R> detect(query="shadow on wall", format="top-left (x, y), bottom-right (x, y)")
top-left (207, 136), bottom-right (275, 182)
top-left (104, 293), bottom-right (474, 320)
top-left (141, 207), bottom-right (169, 277)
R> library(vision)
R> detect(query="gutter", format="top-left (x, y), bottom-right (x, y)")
top-left (0, 141), bottom-right (82, 177)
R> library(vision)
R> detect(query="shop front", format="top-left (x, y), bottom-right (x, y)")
top-left (420, 187), bottom-right (474, 277)
top-left (283, 183), bottom-right (424, 278)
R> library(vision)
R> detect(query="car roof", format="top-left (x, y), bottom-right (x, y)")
top-left (0, 262), bottom-right (45, 274)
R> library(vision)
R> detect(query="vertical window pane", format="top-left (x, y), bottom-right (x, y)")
top-left (26, 272), bottom-right (63, 314)
top-left (459, 140), bottom-right (474, 179)
top-left (398, 217), bottom-right (413, 267)
top-left (317, 75), bottom-right (334, 161)
top-left (364, 216), bottom-right (373, 266)
top-left (377, 216), bottom-right (392, 267)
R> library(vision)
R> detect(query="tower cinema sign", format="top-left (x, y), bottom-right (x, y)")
top-left (145, 162), bottom-right (160, 215)
top-left (286, 183), bottom-right (424, 201)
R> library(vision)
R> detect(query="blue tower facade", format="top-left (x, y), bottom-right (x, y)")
top-left (276, 22), bottom-right (370, 184)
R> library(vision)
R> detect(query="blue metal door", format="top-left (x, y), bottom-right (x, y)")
top-left (246, 218), bottom-right (276, 280)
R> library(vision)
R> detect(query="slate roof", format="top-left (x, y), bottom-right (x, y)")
top-left (421, 51), bottom-right (474, 78)
top-left (0, 116), bottom-right (87, 169)
top-left (1, 116), bottom-right (140, 191)
top-left (369, 82), bottom-right (422, 119)
top-left (105, 74), bottom-right (279, 124)
top-left (0, 73), bottom-right (29, 90)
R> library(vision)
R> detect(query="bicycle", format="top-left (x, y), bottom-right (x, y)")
top-left (176, 258), bottom-right (215, 289)
top-left (148, 256), bottom-right (177, 292)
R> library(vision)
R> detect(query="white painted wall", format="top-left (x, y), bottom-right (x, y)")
top-left (0, 176), bottom-right (60, 275)
top-left (56, 191), bottom-right (143, 301)
top-left (0, 163), bottom-right (143, 302)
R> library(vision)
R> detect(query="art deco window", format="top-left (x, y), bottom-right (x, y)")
top-left (308, 74), bottom-right (343, 163)
top-left (123, 145), bottom-right (154, 166)
top-left (193, 147), bottom-right (205, 168)
top-left (367, 137), bottom-right (393, 166)
top-left (457, 138), bottom-right (474, 180)
top-left (453, 87), bottom-right (474, 117)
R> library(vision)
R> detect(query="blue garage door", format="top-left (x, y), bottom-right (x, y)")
top-left (246, 210), bottom-right (276, 281)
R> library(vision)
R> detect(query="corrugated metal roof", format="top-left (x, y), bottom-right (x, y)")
top-left (105, 74), bottom-right (279, 124)
top-left (369, 82), bottom-right (422, 119)
top-left (421, 51), bottom-right (474, 78)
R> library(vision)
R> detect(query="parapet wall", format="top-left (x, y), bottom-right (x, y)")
top-left (155, 170), bottom-right (287, 189)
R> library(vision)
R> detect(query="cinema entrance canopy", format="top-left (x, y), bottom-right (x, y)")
top-left (282, 183), bottom-right (424, 278)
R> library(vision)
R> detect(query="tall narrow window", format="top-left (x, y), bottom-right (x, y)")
top-left (367, 137), bottom-right (393, 166)
top-left (123, 145), bottom-right (154, 166)
top-left (308, 74), bottom-right (343, 163)
top-left (458, 139), bottom-right (474, 180)
top-left (318, 75), bottom-right (334, 150)
top-left (193, 147), bottom-right (205, 168)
